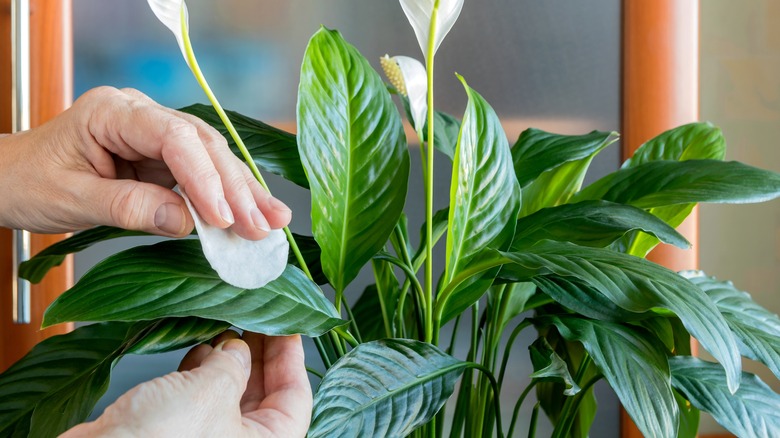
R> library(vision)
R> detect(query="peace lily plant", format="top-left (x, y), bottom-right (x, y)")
top-left (2, 1), bottom-right (780, 437)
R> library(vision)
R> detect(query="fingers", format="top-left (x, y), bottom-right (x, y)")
top-left (74, 86), bottom-right (293, 239)
top-left (178, 344), bottom-right (212, 372)
top-left (73, 173), bottom-right (194, 236)
top-left (242, 334), bottom-right (312, 437)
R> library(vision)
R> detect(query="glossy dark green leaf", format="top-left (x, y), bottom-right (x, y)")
top-left (441, 76), bottom-right (521, 324)
top-left (575, 160), bottom-right (780, 208)
top-left (529, 338), bottom-right (580, 396)
top-left (0, 318), bottom-right (227, 438)
top-left (535, 332), bottom-right (598, 438)
top-left (309, 339), bottom-right (468, 437)
top-left (622, 122), bottom-right (726, 168)
top-left (352, 285), bottom-right (390, 342)
top-left (539, 315), bottom-right (678, 438)
top-left (297, 28), bottom-right (409, 294)
top-left (400, 95), bottom-right (461, 159)
top-left (512, 129), bottom-right (617, 216)
top-left (619, 122), bottom-right (727, 256)
top-left (179, 104), bottom-right (309, 188)
top-left (670, 356), bottom-right (780, 438)
top-left (288, 233), bottom-right (328, 285)
top-left (684, 271), bottom-right (780, 381)
top-left (532, 275), bottom-right (643, 322)
top-left (43, 240), bottom-right (343, 337)
top-left (498, 241), bottom-right (742, 392)
top-left (0, 323), bottom-right (128, 438)
top-left (511, 200), bottom-right (689, 250)
top-left (19, 227), bottom-right (147, 283)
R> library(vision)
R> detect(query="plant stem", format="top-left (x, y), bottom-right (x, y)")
top-left (498, 319), bottom-right (533, 387)
top-left (550, 354), bottom-right (595, 438)
top-left (527, 402), bottom-right (541, 438)
top-left (179, 9), bottom-right (311, 281)
top-left (469, 363), bottom-right (505, 438)
top-left (342, 300), bottom-right (362, 344)
top-left (423, 0), bottom-right (441, 345)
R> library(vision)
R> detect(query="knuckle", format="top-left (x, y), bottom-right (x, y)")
top-left (109, 182), bottom-right (148, 230)
top-left (162, 117), bottom-right (198, 143)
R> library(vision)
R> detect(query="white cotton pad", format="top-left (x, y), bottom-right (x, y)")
top-left (180, 190), bottom-right (289, 289)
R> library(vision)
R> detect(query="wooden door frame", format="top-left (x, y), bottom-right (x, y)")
top-left (621, 0), bottom-right (702, 436)
top-left (0, 0), bottom-right (73, 371)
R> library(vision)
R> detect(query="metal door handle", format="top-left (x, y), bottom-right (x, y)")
top-left (11, 0), bottom-right (31, 324)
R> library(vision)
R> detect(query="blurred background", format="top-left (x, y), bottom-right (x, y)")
top-left (70, 0), bottom-right (778, 436)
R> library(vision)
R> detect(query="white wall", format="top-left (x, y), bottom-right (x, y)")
top-left (700, 0), bottom-right (780, 434)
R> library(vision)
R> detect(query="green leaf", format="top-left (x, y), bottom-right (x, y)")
top-left (43, 240), bottom-right (343, 337)
top-left (0, 318), bottom-right (228, 438)
top-left (489, 281), bottom-right (536, 335)
top-left (18, 227), bottom-right (147, 283)
top-left (440, 76), bottom-right (521, 324)
top-left (670, 356), bottom-right (780, 438)
top-left (539, 315), bottom-right (678, 438)
top-left (511, 129), bottom-right (617, 216)
top-left (575, 160), bottom-right (780, 208)
top-left (684, 271), bottom-right (780, 382)
top-left (352, 285), bottom-right (391, 342)
top-left (512, 200), bottom-right (689, 250)
top-left (619, 122), bottom-right (727, 256)
top-left (532, 276), bottom-right (643, 322)
top-left (529, 338), bottom-right (580, 396)
top-left (498, 241), bottom-right (742, 392)
top-left (621, 122), bottom-right (726, 168)
top-left (179, 104), bottom-right (309, 188)
top-left (400, 95), bottom-right (461, 159)
top-left (674, 388), bottom-right (700, 438)
top-left (297, 27), bottom-right (410, 294)
top-left (309, 339), bottom-right (468, 437)
top-left (288, 233), bottom-right (328, 285)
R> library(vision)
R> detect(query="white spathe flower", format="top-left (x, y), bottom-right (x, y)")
top-left (381, 55), bottom-right (428, 134)
top-left (181, 190), bottom-right (289, 289)
top-left (147, 0), bottom-right (192, 68)
top-left (400, 0), bottom-right (464, 60)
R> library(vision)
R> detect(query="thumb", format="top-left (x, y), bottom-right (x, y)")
top-left (79, 176), bottom-right (194, 236)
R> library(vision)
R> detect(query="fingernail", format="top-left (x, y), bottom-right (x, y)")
top-left (250, 207), bottom-right (271, 232)
top-left (154, 203), bottom-right (186, 235)
top-left (268, 196), bottom-right (292, 213)
top-left (216, 340), bottom-right (251, 377)
top-left (218, 198), bottom-right (235, 225)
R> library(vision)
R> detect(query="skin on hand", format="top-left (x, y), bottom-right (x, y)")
top-left (61, 333), bottom-right (312, 438)
top-left (0, 86), bottom-right (291, 239)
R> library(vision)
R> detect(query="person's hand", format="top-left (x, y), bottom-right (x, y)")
top-left (0, 86), bottom-right (291, 238)
top-left (61, 332), bottom-right (312, 438)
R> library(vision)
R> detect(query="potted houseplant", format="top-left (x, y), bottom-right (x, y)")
top-left (1, 1), bottom-right (779, 436)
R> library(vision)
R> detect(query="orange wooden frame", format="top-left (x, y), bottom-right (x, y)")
top-left (621, 0), bottom-right (702, 437)
top-left (0, 0), bottom-right (74, 371)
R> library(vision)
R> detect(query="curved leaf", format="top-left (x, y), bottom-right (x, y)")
top-left (399, 95), bottom-right (461, 159)
top-left (533, 276), bottom-right (642, 322)
top-left (670, 356), bottom-right (780, 438)
top-left (309, 339), bottom-right (467, 437)
top-left (19, 227), bottom-right (146, 283)
top-left (529, 338), bottom-right (580, 396)
top-left (684, 271), bottom-right (780, 381)
top-left (288, 233), bottom-right (328, 285)
top-left (297, 28), bottom-right (410, 293)
top-left (539, 315), bottom-right (678, 438)
top-left (622, 122), bottom-right (726, 168)
top-left (512, 200), bottom-right (689, 250)
top-left (43, 240), bottom-right (343, 337)
top-left (619, 122), bottom-right (726, 256)
top-left (0, 318), bottom-right (227, 438)
top-left (440, 76), bottom-right (521, 323)
top-left (498, 241), bottom-right (742, 392)
top-left (179, 104), bottom-right (309, 188)
top-left (575, 160), bottom-right (780, 208)
top-left (512, 129), bottom-right (617, 216)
